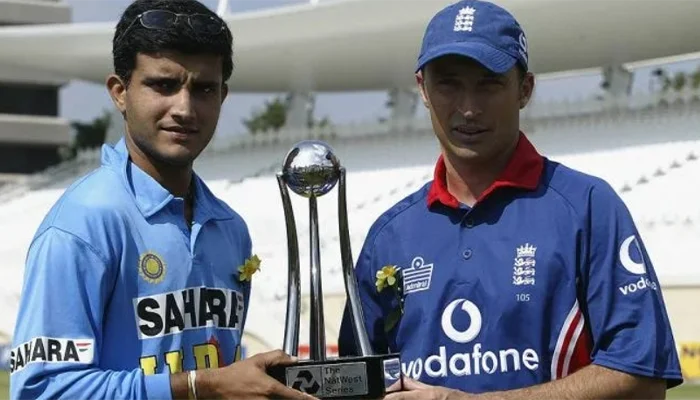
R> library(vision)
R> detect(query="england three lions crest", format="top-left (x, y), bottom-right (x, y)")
top-left (513, 244), bottom-right (536, 286)
top-left (402, 256), bottom-right (434, 295)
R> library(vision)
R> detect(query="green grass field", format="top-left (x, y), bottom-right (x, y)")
top-left (0, 371), bottom-right (697, 399)
top-left (669, 382), bottom-right (700, 399)
top-left (1, 372), bottom-right (7, 400)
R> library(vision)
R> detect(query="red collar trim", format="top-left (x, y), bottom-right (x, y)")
top-left (427, 133), bottom-right (544, 209)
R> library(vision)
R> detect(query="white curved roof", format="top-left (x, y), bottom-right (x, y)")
top-left (1, 0), bottom-right (700, 91)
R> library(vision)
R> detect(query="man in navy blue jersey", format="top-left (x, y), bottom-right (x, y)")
top-left (338, 1), bottom-right (683, 399)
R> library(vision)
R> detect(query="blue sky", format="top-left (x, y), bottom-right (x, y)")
top-left (59, 0), bottom-right (698, 138)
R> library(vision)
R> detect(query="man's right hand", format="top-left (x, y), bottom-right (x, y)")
top-left (197, 349), bottom-right (316, 400)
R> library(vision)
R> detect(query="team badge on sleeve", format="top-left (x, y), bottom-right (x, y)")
top-left (9, 337), bottom-right (94, 374)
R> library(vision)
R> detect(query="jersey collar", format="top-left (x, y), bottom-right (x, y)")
top-left (427, 132), bottom-right (544, 209)
top-left (101, 137), bottom-right (233, 220)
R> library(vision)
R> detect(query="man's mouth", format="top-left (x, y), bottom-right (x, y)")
top-left (452, 125), bottom-right (488, 135)
top-left (162, 126), bottom-right (199, 135)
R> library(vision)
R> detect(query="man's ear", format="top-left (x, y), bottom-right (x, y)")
top-left (416, 70), bottom-right (429, 108)
top-left (519, 72), bottom-right (535, 109)
top-left (106, 74), bottom-right (127, 116)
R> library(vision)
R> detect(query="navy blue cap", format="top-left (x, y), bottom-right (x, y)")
top-left (416, 0), bottom-right (528, 74)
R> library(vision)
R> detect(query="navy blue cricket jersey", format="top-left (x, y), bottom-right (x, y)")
top-left (339, 133), bottom-right (682, 393)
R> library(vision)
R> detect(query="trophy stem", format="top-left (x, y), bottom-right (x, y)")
top-left (338, 168), bottom-right (374, 356)
top-left (309, 194), bottom-right (327, 361)
top-left (277, 174), bottom-right (301, 357)
top-left (271, 142), bottom-right (405, 399)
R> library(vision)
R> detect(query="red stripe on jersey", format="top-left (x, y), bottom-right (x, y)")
top-left (566, 319), bottom-right (593, 375)
top-left (557, 310), bottom-right (583, 379)
top-left (551, 301), bottom-right (580, 380)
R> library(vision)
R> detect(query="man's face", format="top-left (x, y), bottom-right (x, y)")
top-left (417, 55), bottom-right (533, 164)
top-left (109, 51), bottom-right (228, 167)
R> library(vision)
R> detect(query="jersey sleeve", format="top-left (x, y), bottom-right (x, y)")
top-left (338, 231), bottom-right (390, 357)
top-left (10, 227), bottom-right (172, 400)
top-left (582, 183), bottom-right (683, 388)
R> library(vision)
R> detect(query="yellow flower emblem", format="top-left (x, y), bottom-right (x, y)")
top-left (375, 264), bottom-right (405, 333)
top-left (238, 254), bottom-right (261, 282)
top-left (375, 265), bottom-right (400, 292)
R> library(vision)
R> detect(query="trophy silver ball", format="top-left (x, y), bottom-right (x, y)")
top-left (282, 140), bottom-right (341, 198)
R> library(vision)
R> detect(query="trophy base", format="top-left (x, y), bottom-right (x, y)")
top-left (267, 353), bottom-right (403, 399)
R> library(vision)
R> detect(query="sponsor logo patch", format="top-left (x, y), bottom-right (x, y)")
top-left (401, 298), bottom-right (540, 379)
top-left (134, 286), bottom-right (245, 339)
top-left (10, 337), bottom-right (94, 374)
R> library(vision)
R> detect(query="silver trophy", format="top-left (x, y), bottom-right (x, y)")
top-left (266, 140), bottom-right (403, 399)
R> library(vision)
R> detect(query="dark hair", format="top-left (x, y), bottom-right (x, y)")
top-left (112, 0), bottom-right (234, 85)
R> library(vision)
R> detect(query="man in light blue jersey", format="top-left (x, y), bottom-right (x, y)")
top-left (10, 1), bottom-right (311, 399)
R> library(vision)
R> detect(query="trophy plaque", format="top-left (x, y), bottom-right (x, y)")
top-left (266, 140), bottom-right (403, 399)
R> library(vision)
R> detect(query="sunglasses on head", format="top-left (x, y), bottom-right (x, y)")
top-left (116, 10), bottom-right (227, 44)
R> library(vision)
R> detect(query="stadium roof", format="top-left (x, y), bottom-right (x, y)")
top-left (1, 0), bottom-right (700, 92)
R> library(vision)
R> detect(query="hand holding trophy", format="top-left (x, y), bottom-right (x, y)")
top-left (266, 140), bottom-right (403, 399)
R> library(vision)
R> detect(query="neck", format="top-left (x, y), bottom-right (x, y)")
top-left (125, 137), bottom-right (193, 198)
top-left (443, 139), bottom-right (518, 207)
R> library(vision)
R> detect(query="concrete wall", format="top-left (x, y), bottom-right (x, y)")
top-left (0, 0), bottom-right (72, 173)
top-left (0, 0), bottom-right (71, 25)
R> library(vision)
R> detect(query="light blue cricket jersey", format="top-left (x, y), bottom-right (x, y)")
top-left (10, 139), bottom-right (252, 400)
